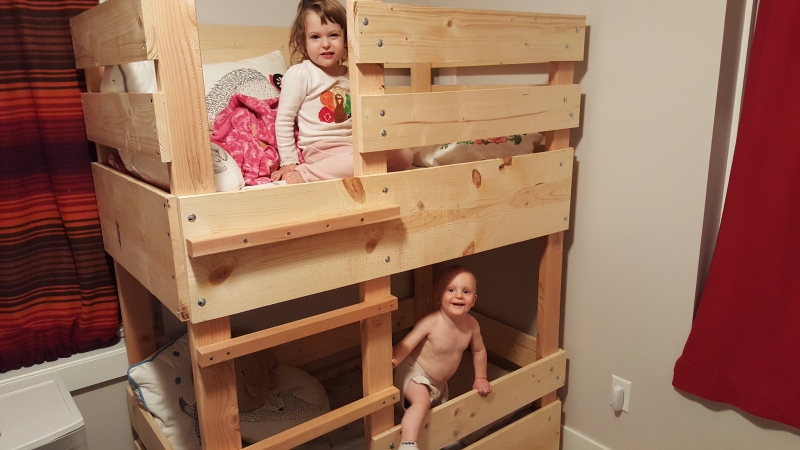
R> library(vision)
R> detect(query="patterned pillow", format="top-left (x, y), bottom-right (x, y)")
top-left (203, 51), bottom-right (286, 126)
top-left (413, 133), bottom-right (544, 167)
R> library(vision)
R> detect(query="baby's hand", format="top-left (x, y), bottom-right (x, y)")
top-left (473, 378), bottom-right (492, 396)
top-left (391, 357), bottom-right (399, 368)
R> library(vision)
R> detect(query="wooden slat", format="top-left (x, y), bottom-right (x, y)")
top-left (473, 311), bottom-right (537, 367)
top-left (353, 3), bottom-right (584, 65)
top-left (127, 387), bottom-right (173, 450)
top-left (92, 164), bottom-right (188, 321)
top-left (386, 84), bottom-right (540, 94)
top-left (464, 401), bottom-right (561, 450)
top-left (248, 387), bottom-right (399, 450)
top-left (371, 349), bottom-right (566, 450)
top-left (196, 295), bottom-right (398, 367)
top-left (116, 262), bottom-right (157, 365)
top-left (82, 93), bottom-right (172, 162)
top-left (151, 0), bottom-right (215, 196)
top-left (188, 319), bottom-right (241, 450)
top-left (198, 24), bottom-right (290, 65)
top-left (70, 0), bottom-right (156, 68)
top-left (272, 294), bottom-right (416, 368)
top-left (359, 276), bottom-right (395, 438)
top-left (358, 84), bottom-right (580, 152)
top-left (185, 204), bottom-right (401, 257)
top-left (180, 150), bottom-right (573, 322)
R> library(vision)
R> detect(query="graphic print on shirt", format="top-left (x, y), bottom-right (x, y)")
top-left (318, 85), bottom-right (351, 123)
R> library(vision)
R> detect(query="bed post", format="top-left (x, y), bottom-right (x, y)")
top-left (348, 0), bottom-right (396, 440)
top-left (537, 61), bottom-right (574, 407)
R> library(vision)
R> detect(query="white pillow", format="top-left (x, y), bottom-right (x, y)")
top-left (203, 51), bottom-right (286, 126)
top-left (100, 61), bottom-right (158, 94)
top-left (211, 143), bottom-right (245, 192)
top-left (413, 133), bottom-right (544, 167)
top-left (128, 334), bottom-right (201, 450)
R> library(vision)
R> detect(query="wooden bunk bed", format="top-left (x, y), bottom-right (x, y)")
top-left (69, 0), bottom-right (584, 449)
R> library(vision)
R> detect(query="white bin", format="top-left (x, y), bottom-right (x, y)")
top-left (0, 375), bottom-right (88, 450)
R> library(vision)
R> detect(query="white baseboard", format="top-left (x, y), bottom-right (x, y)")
top-left (0, 338), bottom-right (129, 392)
top-left (563, 426), bottom-right (612, 450)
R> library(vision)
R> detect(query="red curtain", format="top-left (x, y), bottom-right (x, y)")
top-left (0, 0), bottom-right (119, 372)
top-left (673, 0), bottom-right (800, 429)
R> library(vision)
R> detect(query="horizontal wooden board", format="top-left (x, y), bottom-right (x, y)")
top-left (198, 24), bottom-right (290, 66)
top-left (82, 93), bottom-right (171, 162)
top-left (186, 204), bottom-right (401, 257)
top-left (358, 84), bottom-right (580, 152)
top-left (353, 3), bottom-right (585, 65)
top-left (473, 311), bottom-right (537, 367)
top-left (92, 164), bottom-right (187, 320)
top-left (465, 400), bottom-right (561, 450)
top-left (178, 149), bottom-right (573, 322)
top-left (371, 349), bottom-right (566, 450)
top-left (196, 296), bottom-right (398, 367)
top-left (70, 0), bottom-right (156, 68)
top-left (127, 387), bottom-right (172, 450)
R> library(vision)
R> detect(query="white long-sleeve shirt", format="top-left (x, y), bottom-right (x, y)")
top-left (275, 60), bottom-right (351, 166)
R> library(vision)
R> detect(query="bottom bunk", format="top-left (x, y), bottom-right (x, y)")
top-left (125, 311), bottom-right (565, 450)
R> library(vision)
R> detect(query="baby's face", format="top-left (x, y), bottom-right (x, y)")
top-left (439, 272), bottom-right (477, 317)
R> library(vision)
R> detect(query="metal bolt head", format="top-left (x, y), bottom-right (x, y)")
top-left (559, 161), bottom-right (564, 166)
top-left (570, 112), bottom-right (575, 118)
top-left (377, 39), bottom-right (383, 47)
top-left (576, 27), bottom-right (580, 33)
top-left (550, 367), bottom-right (554, 372)
top-left (382, 187), bottom-right (389, 193)
top-left (564, 216), bottom-right (568, 221)
top-left (187, 214), bottom-right (197, 222)
top-left (566, 43), bottom-right (571, 49)
top-left (563, 97), bottom-right (568, 102)
top-left (385, 256), bottom-right (391, 263)
top-left (198, 298), bottom-right (206, 307)
top-left (548, 416), bottom-right (552, 421)
top-left (390, 444), bottom-right (395, 450)
top-left (380, 109), bottom-right (386, 117)
top-left (381, 129), bottom-right (387, 137)
top-left (363, 18), bottom-right (369, 26)
top-left (557, 375), bottom-right (560, 380)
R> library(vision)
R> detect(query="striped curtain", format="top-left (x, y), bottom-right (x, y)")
top-left (0, 0), bottom-right (119, 372)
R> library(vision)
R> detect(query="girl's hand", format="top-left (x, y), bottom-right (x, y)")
top-left (271, 164), bottom-right (298, 181)
top-left (473, 378), bottom-right (492, 396)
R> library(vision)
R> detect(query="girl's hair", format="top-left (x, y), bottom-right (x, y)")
top-left (289, 0), bottom-right (348, 65)
top-left (433, 265), bottom-right (477, 308)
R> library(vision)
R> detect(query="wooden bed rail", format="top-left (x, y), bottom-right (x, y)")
top-left (185, 204), bottom-right (401, 257)
top-left (371, 349), bottom-right (567, 450)
top-left (352, 3), bottom-right (585, 66)
top-left (195, 295), bottom-right (398, 367)
top-left (70, 0), bottom-right (156, 68)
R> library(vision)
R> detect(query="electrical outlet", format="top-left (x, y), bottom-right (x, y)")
top-left (611, 375), bottom-right (632, 413)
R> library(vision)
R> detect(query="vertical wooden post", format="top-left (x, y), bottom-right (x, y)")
top-left (188, 319), bottom-right (241, 450)
top-left (537, 61), bottom-right (573, 407)
top-left (116, 262), bottom-right (157, 365)
top-left (414, 267), bottom-right (434, 321)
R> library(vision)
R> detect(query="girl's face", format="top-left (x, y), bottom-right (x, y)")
top-left (304, 12), bottom-right (346, 76)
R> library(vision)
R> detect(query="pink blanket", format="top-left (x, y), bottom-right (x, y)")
top-left (211, 94), bottom-right (303, 185)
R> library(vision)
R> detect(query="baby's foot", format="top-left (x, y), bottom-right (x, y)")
top-left (283, 171), bottom-right (305, 184)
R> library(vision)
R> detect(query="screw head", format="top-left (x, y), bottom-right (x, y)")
top-left (563, 97), bottom-right (568, 102)
top-left (381, 129), bottom-right (387, 137)
top-left (560, 161), bottom-right (564, 166)
top-left (566, 43), bottom-right (571, 49)
top-left (377, 39), bottom-right (383, 47)
top-left (576, 27), bottom-right (580, 33)
top-left (385, 256), bottom-right (391, 263)
top-left (564, 216), bottom-right (568, 221)
top-left (187, 214), bottom-right (196, 222)
top-left (363, 18), bottom-right (369, 25)
top-left (570, 112), bottom-right (575, 118)
top-left (382, 187), bottom-right (389, 193)
top-left (380, 109), bottom-right (386, 116)
top-left (198, 298), bottom-right (206, 307)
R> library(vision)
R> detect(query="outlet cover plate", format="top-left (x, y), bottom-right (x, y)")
top-left (611, 375), bottom-right (631, 413)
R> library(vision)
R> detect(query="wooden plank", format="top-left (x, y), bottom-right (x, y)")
top-left (70, 0), bottom-right (156, 69)
top-left (82, 93), bottom-right (172, 162)
top-left (134, 440), bottom-right (146, 450)
top-left (179, 149), bottom-right (573, 322)
top-left (353, 3), bottom-right (584, 65)
top-left (127, 387), bottom-right (173, 450)
top-left (371, 349), bottom-right (566, 450)
top-left (116, 262), bottom-right (157, 365)
top-left (248, 387), bottom-right (399, 450)
top-left (196, 296), bottom-right (398, 367)
top-left (188, 319), bottom-right (241, 450)
top-left (464, 401), bottom-right (561, 450)
top-left (473, 311), bottom-right (537, 368)
top-left (414, 266), bottom-right (434, 321)
top-left (272, 294), bottom-right (416, 367)
top-left (150, 0), bottom-right (215, 196)
top-left (198, 24), bottom-right (290, 65)
top-left (92, 164), bottom-right (188, 321)
top-left (538, 61), bottom-right (573, 407)
top-left (185, 204), bottom-right (401, 257)
top-left (359, 277), bottom-right (395, 439)
top-left (386, 84), bottom-right (540, 95)
top-left (358, 84), bottom-right (580, 152)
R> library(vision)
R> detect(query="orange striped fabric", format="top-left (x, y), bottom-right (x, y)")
top-left (0, 0), bottom-right (119, 372)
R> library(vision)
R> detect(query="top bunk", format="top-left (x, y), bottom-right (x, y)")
top-left (69, 0), bottom-right (584, 324)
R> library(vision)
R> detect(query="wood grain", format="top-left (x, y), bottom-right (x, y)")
top-left (70, 0), bottom-right (156, 68)
top-left (464, 401), bottom-right (561, 450)
top-left (353, 3), bottom-right (584, 65)
top-left (198, 24), bottom-right (290, 65)
top-left (116, 262), bottom-right (157, 365)
top-left (473, 311), bottom-right (537, 368)
top-left (359, 276), bottom-right (395, 438)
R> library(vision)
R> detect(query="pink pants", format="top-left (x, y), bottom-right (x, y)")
top-left (295, 138), bottom-right (413, 183)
